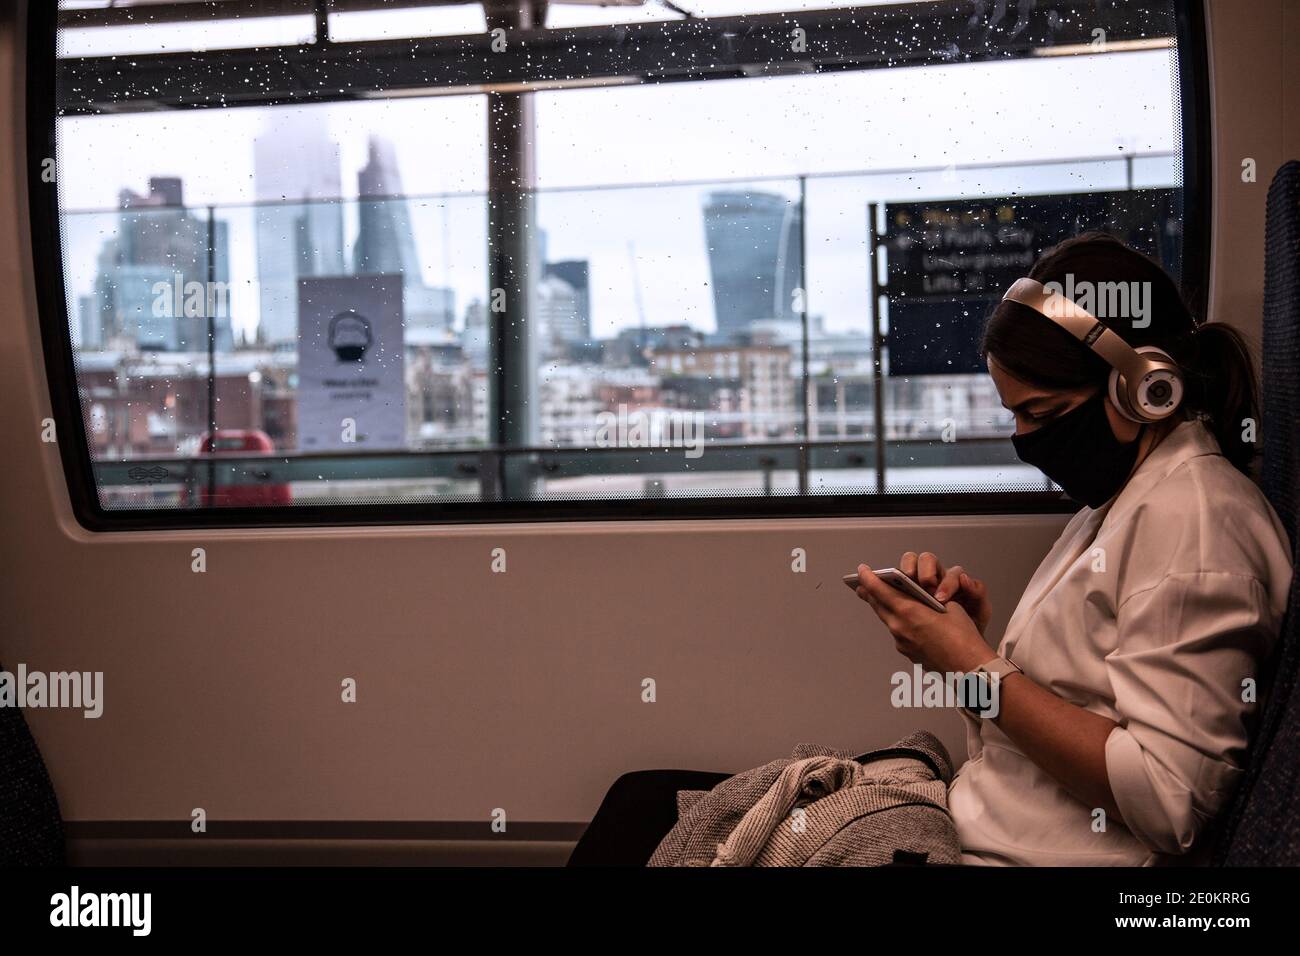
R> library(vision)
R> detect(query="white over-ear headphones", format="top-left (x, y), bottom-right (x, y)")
top-left (1001, 277), bottom-right (1185, 424)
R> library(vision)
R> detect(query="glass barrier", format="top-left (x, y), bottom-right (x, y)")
top-left (59, 155), bottom-right (1182, 509)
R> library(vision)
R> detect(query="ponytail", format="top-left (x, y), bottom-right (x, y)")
top-left (1173, 322), bottom-right (1261, 475)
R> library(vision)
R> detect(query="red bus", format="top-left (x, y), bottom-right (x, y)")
top-left (186, 429), bottom-right (291, 508)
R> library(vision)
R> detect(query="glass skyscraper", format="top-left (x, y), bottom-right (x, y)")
top-left (253, 113), bottom-right (345, 345)
top-left (702, 190), bottom-right (803, 339)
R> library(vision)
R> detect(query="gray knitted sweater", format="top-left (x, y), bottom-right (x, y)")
top-left (648, 730), bottom-right (961, 867)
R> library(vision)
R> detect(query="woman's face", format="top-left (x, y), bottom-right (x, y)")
top-left (987, 354), bottom-right (1141, 442)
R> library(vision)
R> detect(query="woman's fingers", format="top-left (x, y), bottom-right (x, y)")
top-left (933, 565), bottom-right (965, 602)
top-left (917, 551), bottom-right (945, 591)
top-left (855, 564), bottom-right (909, 620)
top-left (957, 572), bottom-right (989, 607)
top-left (956, 572), bottom-right (992, 634)
top-left (899, 551), bottom-right (919, 580)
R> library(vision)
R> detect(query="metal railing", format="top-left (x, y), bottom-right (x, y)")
top-left (97, 434), bottom-right (1044, 506)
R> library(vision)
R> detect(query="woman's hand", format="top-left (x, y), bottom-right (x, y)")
top-left (899, 551), bottom-right (993, 637)
top-left (853, 564), bottom-right (994, 674)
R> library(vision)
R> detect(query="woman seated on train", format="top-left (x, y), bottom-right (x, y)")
top-left (854, 232), bottom-right (1293, 865)
top-left (572, 232), bottom-right (1293, 867)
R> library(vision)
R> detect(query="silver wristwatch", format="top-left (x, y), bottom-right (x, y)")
top-left (958, 655), bottom-right (1023, 719)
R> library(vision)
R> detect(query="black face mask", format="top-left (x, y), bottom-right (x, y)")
top-left (1011, 390), bottom-right (1143, 509)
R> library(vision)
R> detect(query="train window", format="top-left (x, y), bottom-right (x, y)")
top-left (33, 1), bottom-right (1207, 527)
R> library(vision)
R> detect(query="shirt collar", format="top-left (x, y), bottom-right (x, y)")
top-left (1096, 416), bottom-right (1222, 523)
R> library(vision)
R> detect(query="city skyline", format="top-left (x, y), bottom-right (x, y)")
top-left (54, 38), bottom-right (1185, 494)
top-left (56, 47), bottom-right (1182, 346)
top-left (80, 174), bottom-right (820, 355)
top-left (82, 124), bottom-right (825, 352)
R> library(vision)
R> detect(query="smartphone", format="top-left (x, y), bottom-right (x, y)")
top-left (842, 567), bottom-right (947, 613)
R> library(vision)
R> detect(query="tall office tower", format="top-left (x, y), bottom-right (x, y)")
top-left (462, 298), bottom-right (488, 367)
top-left (702, 191), bottom-right (803, 338)
top-left (77, 294), bottom-right (100, 350)
top-left (90, 176), bottom-right (233, 352)
top-left (542, 259), bottom-right (591, 342)
top-left (253, 112), bottom-right (345, 345)
top-left (352, 135), bottom-right (455, 330)
top-left (535, 272), bottom-right (581, 358)
top-left (354, 136), bottom-right (419, 277)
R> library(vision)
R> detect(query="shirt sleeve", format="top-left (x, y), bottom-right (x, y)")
top-left (1103, 570), bottom-right (1278, 855)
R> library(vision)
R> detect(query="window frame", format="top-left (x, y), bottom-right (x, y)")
top-left (27, 0), bottom-right (1211, 531)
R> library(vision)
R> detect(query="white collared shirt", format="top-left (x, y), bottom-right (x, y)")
top-left (947, 418), bottom-right (1294, 866)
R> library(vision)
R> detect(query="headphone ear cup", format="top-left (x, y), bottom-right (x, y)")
top-left (1132, 347), bottom-right (1185, 421)
top-left (1139, 347), bottom-right (1179, 368)
top-left (1107, 368), bottom-right (1147, 424)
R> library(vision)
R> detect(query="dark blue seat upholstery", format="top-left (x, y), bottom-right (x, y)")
top-left (0, 661), bottom-right (65, 865)
top-left (1214, 160), bottom-right (1300, 865)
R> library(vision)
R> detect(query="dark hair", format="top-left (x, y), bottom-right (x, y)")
top-left (980, 232), bottom-right (1260, 474)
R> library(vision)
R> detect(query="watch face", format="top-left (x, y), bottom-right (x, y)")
top-left (958, 671), bottom-right (994, 715)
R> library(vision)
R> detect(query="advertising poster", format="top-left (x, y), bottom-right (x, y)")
top-left (297, 274), bottom-right (406, 452)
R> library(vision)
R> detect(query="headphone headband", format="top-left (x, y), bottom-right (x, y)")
top-left (1000, 276), bottom-right (1184, 423)
top-left (1001, 277), bottom-right (1150, 382)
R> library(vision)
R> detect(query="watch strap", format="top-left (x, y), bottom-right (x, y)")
top-left (977, 655), bottom-right (1022, 681)
top-left (959, 656), bottom-right (1021, 718)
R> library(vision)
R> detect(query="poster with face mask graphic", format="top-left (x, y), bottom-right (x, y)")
top-left (297, 274), bottom-right (406, 452)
